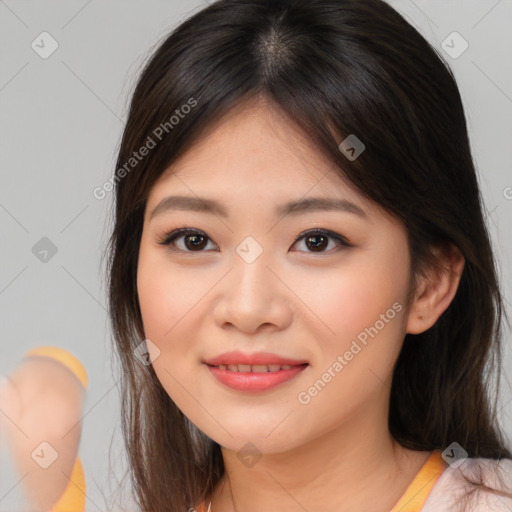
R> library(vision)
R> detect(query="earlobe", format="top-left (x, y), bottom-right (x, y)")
top-left (406, 245), bottom-right (465, 335)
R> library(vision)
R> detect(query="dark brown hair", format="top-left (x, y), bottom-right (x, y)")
top-left (103, 1), bottom-right (512, 510)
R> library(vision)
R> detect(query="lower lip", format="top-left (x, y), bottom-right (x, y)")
top-left (205, 364), bottom-right (308, 392)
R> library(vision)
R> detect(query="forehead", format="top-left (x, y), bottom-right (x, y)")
top-left (147, 100), bottom-right (380, 219)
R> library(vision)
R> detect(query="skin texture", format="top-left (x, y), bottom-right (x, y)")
top-left (137, 98), bottom-right (465, 512)
top-left (0, 357), bottom-right (84, 512)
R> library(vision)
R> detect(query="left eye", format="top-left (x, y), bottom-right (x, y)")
top-left (157, 228), bottom-right (351, 253)
top-left (293, 229), bottom-right (350, 253)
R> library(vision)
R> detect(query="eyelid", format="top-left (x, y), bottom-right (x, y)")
top-left (157, 227), bottom-right (352, 253)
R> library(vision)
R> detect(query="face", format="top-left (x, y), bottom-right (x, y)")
top-left (137, 98), bottom-right (414, 454)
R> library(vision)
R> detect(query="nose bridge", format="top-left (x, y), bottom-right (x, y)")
top-left (231, 235), bottom-right (274, 303)
top-left (215, 234), bottom-right (291, 331)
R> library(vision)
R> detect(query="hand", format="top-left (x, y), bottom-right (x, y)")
top-left (0, 356), bottom-right (85, 512)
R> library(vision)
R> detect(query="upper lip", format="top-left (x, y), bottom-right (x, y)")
top-left (203, 350), bottom-right (309, 367)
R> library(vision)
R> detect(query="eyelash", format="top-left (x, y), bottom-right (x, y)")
top-left (156, 227), bottom-right (352, 254)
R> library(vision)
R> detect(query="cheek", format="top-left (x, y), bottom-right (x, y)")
top-left (137, 248), bottom-right (206, 409)
top-left (137, 253), bottom-right (171, 339)
top-left (137, 243), bottom-right (206, 341)
top-left (290, 255), bottom-right (409, 438)
top-left (293, 252), bottom-right (409, 346)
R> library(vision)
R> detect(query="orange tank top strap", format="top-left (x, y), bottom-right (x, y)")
top-left (390, 450), bottom-right (448, 512)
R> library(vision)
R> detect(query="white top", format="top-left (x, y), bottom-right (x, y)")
top-left (423, 456), bottom-right (512, 511)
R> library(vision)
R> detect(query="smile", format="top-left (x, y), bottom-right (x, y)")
top-left (205, 363), bottom-right (309, 392)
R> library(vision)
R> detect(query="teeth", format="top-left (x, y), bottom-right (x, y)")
top-left (251, 365), bottom-right (269, 373)
top-left (216, 364), bottom-right (299, 372)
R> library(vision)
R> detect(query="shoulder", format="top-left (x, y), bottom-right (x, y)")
top-left (422, 457), bottom-right (512, 512)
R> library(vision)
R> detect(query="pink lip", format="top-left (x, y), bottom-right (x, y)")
top-left (203, 350), bottom-right (308, 367)
top-left (206, 364), bottom-right (309, 392)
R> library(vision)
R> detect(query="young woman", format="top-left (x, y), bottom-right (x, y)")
top-left (104, 0), bottom-right (512, 511)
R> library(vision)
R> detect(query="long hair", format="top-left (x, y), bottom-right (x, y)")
top-left (103, 1), bottom-right (512, 510)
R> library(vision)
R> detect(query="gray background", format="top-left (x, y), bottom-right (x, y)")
top-left (1, 1), bottom-right (511, 510)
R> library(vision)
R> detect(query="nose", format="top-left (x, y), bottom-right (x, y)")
top-left (212, 249), bottom-right (294, 334)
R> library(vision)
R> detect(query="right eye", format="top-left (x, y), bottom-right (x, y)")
top-left (157, 228), bottom-right (217, 252)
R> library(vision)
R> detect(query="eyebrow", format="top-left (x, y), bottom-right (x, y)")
top-left (149, 195), bottom-right (368, 221)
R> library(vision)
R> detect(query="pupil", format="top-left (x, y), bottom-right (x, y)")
top-left (186, 234), bottom-right (207, 250)
top-left (307, 235), bottom-right (327, 252)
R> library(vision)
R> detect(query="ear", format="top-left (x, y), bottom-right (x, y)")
top-left (406, 244), bottom-right (465, 335)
